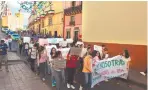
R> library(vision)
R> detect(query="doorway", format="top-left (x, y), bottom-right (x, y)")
top-left (54, 31), bottom-right (57, 38)
top-left (74, 30), bottom-right (79, 41)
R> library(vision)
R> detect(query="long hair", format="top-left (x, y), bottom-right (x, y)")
top-left (92, 50), bottom-right (98, 58)
top-left (124, 49), bottom-right (130, 58)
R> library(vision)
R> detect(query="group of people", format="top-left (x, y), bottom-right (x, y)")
top-left (20, 37), bottom-right (132, 90)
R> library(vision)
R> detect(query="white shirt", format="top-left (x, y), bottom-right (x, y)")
top-left (8, 38), bottom-right (12, 43)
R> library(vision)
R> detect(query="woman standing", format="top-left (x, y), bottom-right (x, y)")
top-left (48, 47), bottom-right (57, 87)
top-left (52, 51), bottom-right (66, 90)
top-left (92, 50), bottom-right (101, 67)
top-left (37, 46), bottom-right (48, 81)
top-left (82, 47), bottom-right (92, 90)
top-left (66, 50), bottom-right (78, 89)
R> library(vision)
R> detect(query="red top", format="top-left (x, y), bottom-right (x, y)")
top-left (66, 54), bottom-right (78, 68)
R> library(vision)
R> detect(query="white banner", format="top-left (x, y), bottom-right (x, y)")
top-left (58, 48), bottom-right (70, 59)
top-left (47, 38), bottom-right (64, 44)
top-left (23, 37), bottom-right (31, 43)
top-left (91, 55), bottom-right (128, 88)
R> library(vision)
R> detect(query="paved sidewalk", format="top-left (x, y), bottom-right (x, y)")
top-left (0, 63), bottom-right (51, 90)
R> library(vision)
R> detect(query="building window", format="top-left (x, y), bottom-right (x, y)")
top-left (71, 16), bottom-right (75, 22)
top-left (49, 17), bottom-right (52, 25)
top-left (66, 30), bottom-right (71, 39)
top-left (71, 1), bottom-right (76, 7)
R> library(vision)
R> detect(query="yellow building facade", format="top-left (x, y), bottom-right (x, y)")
top-left (2, 16), bottom-right (8, 27)
top-left (28, 1), bottom-right (64, 37)
top-left (82, 2), bottom-right (147, 71)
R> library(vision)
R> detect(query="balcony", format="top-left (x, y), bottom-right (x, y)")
top-left (64, 4), bottom-right (82, 15)
top-left (69, 21), bottom-right (75, 26)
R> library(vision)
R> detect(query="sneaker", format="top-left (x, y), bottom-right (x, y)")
top-left (71, 85), bottom-right (75, 89)
top-left (42, 78), bottom-right (45, 81)
top-left (52, 83), bottom-right (56, 87)
top-left (79, 85), bottom-right (83, 90)
top-left (67, 83), bottom-right (70, 88)
top-left (140, 72), bottom-right (146, 76)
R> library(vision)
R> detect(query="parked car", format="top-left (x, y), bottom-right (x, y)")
top-left (5, 29), bottom-right (11, 34)
top-left (8, 31), bottom-right (15, 36)
top-left (2, 28), bottom-right (8, 32)
top-left (11, 34), bottom-right (20, 40)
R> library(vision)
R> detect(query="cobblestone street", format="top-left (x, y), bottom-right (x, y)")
top-left (0, 63), bottom-right (51, 90)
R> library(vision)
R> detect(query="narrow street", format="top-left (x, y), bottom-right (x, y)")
top-left (0, 28), bottom-right (147, 90)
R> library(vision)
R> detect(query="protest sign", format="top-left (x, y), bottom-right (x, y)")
top-left (52, 59), bottom-right (66, 69)
top-left (46, 45), bottom-right (57, 56)
top-left (66, 39), bottom-right (73, 43)
top-left (39, 38), bottom-right (48, 46)
top-left (58, 48), bottom-right (70, 59)
top-left (47, 38), bottom-right (64, 44)
top-left (70, 47), bottom-right (82, 56)
top-left (76, 41), bottom-right (84, 45)
top-left (80, 48), bottom-right (87, 57)
top-left (23, 37), bottom-right (31, 43)
top-left (59, 41), bottom-right (68, 47)
top-left (29, 43), bottom-right (34, 48)
top-left (91, 55), bottom-right (128, 88)
top-left (94, 45), bottom-right (102, 54)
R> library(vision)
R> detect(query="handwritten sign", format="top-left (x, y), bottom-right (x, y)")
top-left (58, 48), bottom-right (70, 59)
top-left (70, 47), bottom-right (82, 56)
top-left (23, 37), bottom-right (31, 43)
top-left (39, 38), bottom-right (48, 46)
top-left (94, 45), bottom-right (102, 55)
top-left (91, 55), bottom-right (128, 88)
top-left (52, 59), bottom-right (66, 69)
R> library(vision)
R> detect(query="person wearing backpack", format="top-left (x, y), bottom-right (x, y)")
top-left (28, 44), bottom-right (38, 72)
top-left (0, 40), bottom-right (9, 72)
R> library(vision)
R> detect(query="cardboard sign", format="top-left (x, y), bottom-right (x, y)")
top-left (70, 47), bottom-right (82, 56)
top-left (39, 38), bottom-right (48, 46)
top-left (58, 48), bottom-right (70, 59)
top-left (52, 59), bottom-right (66, 69)
top-left (23, 37), bottom-right (31, 43)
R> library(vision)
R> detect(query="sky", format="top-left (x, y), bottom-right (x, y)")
top-left (7, 1), bottom-right (30, 26)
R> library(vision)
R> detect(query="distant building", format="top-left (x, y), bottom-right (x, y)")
top-left (63, 1), bottom-right (82, 41)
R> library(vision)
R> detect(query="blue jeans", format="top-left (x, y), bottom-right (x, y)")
top-left (25, 49), bottom-right (28, 56)
top-left (84, 73), bottom-right (92, 90)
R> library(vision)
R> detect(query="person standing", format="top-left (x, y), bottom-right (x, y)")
top-left (28, 44), bottom-right (38, 72)
top-left (52, 51), bottom-right (66, 90)
top-left (18, 39), bottom-right (23, 55)
top-left (66, 50), bottom-right (78, 89)
top-left (24, 43), bottom-right (29, 56)
top-left (37, 46), bottom-right (48, 81)
top-left (48, 47), bottom-right (57, 87)
top-left (82, 47), bottom-right (92, 90)
top-left (8, 37), bottom-right (12, 51)
top-left (0, 40), bottom-right (9, 72)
